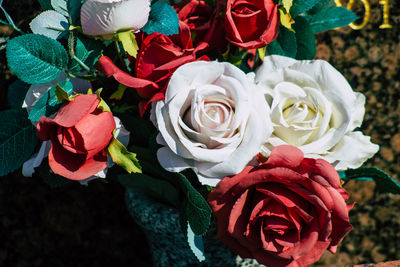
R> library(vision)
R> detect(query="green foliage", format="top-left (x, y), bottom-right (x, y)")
top-left (51, 0), bottom-right (68, 17)
top-left (38, 0), bottom-right (53, 10)
top-left (118, 173), bottom-right (180, 206)
top-left (68, 0), bottom-right (83, 24)
top-left (290, 0), bottom-right (320, 17)
top-left (28, 80), bottom-right (73, 121)
top-left (0, 109), bottom-right (38, 176)
top-left (173, 172), bottom-right (211, 236)
top-left (267, 26), bottom-right (297, 58)
top-left (29, 10), bottom-right (69, 40)
top-left (107, 137), bottom-right (142, 174)
top-left (142, 1), bottom-right (179, 35)
top-left (6, 34), bottom-right (69, 84)
top-left (306, 6), bottom-right (358, 33)
top-left (186, 222), bottom-right (206, 262)
top-left (293, 16), bottom-right (316, 60)
top-left (340, 167), bottom-right (400, 194)
top-left (308, 0), bottom-right (334, 14)
top-left (8, 80), bottom-right (30, 109)
top-left (69, 34), bottom-right (103, 73)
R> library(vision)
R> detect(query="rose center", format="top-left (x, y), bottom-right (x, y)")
top-left (283, 102), bottom-right (316, 124)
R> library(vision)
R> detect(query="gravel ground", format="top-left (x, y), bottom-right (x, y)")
top-left (1, 0), bottom-right (400, 266)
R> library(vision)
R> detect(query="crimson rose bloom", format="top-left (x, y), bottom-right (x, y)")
top-left (224, 0), bottom-right (279, 49)
top-left (135, 22), bottom-right (208, 115)
top-left (175, 0), bottom-right (226, 51)
top-left (208, 145), bottom-right (353, 267)
top-left (37, 94), bottom-right (116, 180)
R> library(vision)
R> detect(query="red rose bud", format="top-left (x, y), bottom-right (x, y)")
top-left (36, 94), bottom-right (116, 180)
top-left (224, 0), bottom-right (280, 49)
top-left (208, 145), bottom-right (353, 267)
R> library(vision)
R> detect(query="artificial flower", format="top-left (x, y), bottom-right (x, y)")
top-left (135, 22), bottom-right (208, 115)
top-left (36, 94), bottom-right (116, 180)
top-left (80, 0), bottom-right (151, 37)
top-left (256, 55), bottom-right (379, 169)
top-left (153, 60), bottom-right (272, 186)
top-left (175, 0), bottom-right (226, 51)
top-left (208, 145), bottom-right (353, 267)
top-left (224, 0), bottom-right (280, 49)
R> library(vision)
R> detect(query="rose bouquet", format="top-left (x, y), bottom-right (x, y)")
top-left (1, 0), bottom-right (400, 266)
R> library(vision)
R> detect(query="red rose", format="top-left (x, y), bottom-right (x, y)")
top-left (208, 145), bottom-right (353, 267)
top-left (36, 94), bottom-right (116, 180)
top-left (224, 0), bottom-right (280, 49)
top-left (176, 0), bottom-right (227, 51)
top-left (135, 21), bottom-right (208, 115)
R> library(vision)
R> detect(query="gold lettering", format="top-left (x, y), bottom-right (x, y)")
top-left (379, 0), bottom-right (392, 29)
top-left (335, 0), bottom-right (371, 30)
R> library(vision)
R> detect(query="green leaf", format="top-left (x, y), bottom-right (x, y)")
top-left (68, 0), bottom-right (83, 24)
top-left (38, 0), bottom-right (53, 10)
top-left (51, 0), bottom-right (68, 17)
top-left (54, 80), bottom-right (73, 101)
top-left (142, 1), bottom-right (179, 35)
top-left (341, 167), bottom-right (400, 194)
top-left (186, 221), bottom-right (206, 262)
top-left (290, 0), bottom-right (320, 17)
top-left (306, 6), bottom-right (358, 33)
top-left (8, 80), bottom-right (30, 109)
top-left (28, 80), bottom-right (73, 121)
top-left (69, 34), bottom-right (103, 73)
top-left (293, 16), bottom-right (316, 60)
top-left (110, 84), bottom-right (128, 100)
top-left (267, 26), bottom-right (297, 58)
top-left (118, 173), bottom-right (180, 207)
top-left (0, 109), bottom-right (38, 176)
top-left (107, 137), bottom-right (142, 174)
top-left (6, 34), bottom-right (69, 84)
top-left (117, 31), bottom-right (138, 57)
top-left (308, 0), bottom-right (334, 14)
top-left (282, 0), bottom-right (293, 13)
top-left (29, 10), bottom-right (69, 40)
top-left (176, 172), bottom-right (211, 236)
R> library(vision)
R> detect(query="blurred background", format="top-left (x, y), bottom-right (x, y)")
top-left (0, 0), bottom-right (399, 266)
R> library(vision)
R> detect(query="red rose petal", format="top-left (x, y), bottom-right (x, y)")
top-left (48, 134), bottom-right (108, 180)
top-left (96, 56), bottom-right (159, 89)
top-left (266, 145), bottom-right (304, 169)
top-left (53, 94), bottom-right (99, 128)
top-left (72, 111), bottom-right (116, 158)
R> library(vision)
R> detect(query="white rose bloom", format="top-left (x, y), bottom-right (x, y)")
top-left (154, 61), bottom-right (272, 186)
top-left (81, 0), bottom-right (151, 37)
top-left (256, 55), bottom-right (379, 170)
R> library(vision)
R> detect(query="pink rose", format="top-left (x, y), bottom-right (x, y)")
top-left (208, 145), bottom-right (353, 266)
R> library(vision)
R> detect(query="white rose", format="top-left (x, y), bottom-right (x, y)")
top-left (154, 61), bottom-right (272, 186)
top-left (256, 55), bottom-right (379, 170)
top-left (80, 0), bottom-right (151, 37)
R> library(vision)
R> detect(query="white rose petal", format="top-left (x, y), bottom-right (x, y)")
top-left (81, 0), bottom-right (151, 37)
top-left (23, 73), bottom-right (92, 116)
top-left (256, 55), bottom-right (378, 170)
top-left (155, 61), bottom-right (272, 185)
